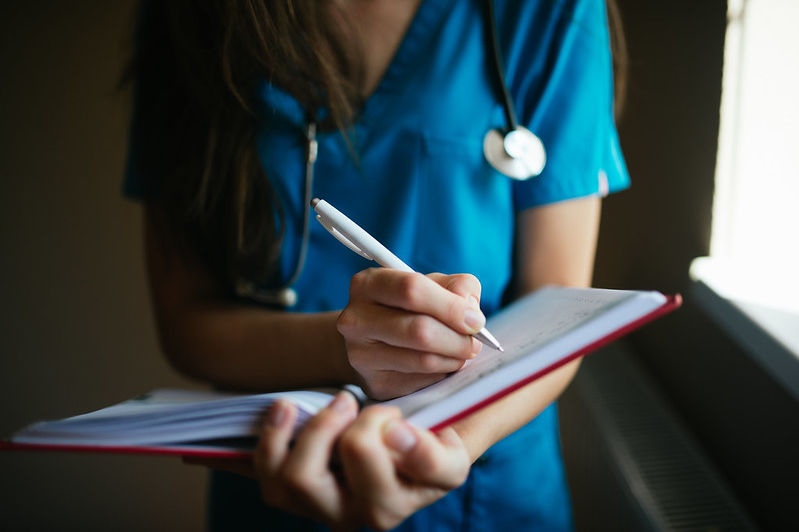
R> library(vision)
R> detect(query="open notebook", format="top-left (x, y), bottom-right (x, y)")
top-left (3, 286), bottom-right (680, 458)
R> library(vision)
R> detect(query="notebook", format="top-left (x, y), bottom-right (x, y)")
top-left (2, 285), bottom-right (680, 458)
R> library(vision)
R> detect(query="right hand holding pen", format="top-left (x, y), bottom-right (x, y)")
top-left (338, 269), bottom-right (485, 400)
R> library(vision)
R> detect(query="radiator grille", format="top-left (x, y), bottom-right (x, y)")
top-left (561, 343), bottom-right (758, 531)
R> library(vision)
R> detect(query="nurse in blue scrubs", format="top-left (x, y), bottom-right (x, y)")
top-left (125, 0), bottom-right (629, 529)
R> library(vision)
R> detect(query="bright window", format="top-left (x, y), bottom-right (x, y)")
top-left (694, 0), bottom-right (799, 316)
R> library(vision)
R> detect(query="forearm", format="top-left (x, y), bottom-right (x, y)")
top-left (144, 201), bottom-right (357, 392)
top-left (158, 304), bottom-right (357, 392)
top-left (452, 197), bottom-right (600, 461)
top-left (451, 359), bottom-right (580, 462)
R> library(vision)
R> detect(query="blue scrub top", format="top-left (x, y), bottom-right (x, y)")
top-left (256, 0), bottom-right (627, 320)
top-left (125, 0), bottom-right (629, 530)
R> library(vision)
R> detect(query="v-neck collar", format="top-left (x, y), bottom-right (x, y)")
top-left (357, 0), bottom-right (455, 124)
top-left (259, 0), bottom-right (456, 131)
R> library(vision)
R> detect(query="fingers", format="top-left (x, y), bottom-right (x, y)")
top-left (335, 407), bottom-right (470, 529)
top-left (340, 269), bottom-right (485, 399)
top-left (254, 392), bottom-right (358, 525)
top-left (254, 399), bottom-right (298, 476)
top-left (287, 392), bottom-right (358, 473)
top-left (427, 272), bottom-right (482, 302)
top-left (344, 304), bottom-right (480, 362)
top-left (337, 406), bottom-right (410, 529)
top-left (356, 343), bottom-right (468, 373)
top-left (348, 269), bottom-right (486, 336)
top-left (338, 406), bottom-right (401, 493)
top-left (337, 272), bottom-right (485, 360)
top-left (383, 423), bottom-right (470, 491)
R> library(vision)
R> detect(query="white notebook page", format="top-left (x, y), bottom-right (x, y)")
top-left (385, 286), bottom-right (666, 428)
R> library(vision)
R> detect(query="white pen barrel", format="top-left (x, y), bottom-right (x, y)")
top-left (370, 247), bottom-right (414, 273)
top-left (313, 199), bottom-right (413, 272)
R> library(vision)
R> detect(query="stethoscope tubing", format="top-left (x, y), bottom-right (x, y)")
top-left (237, 0), bottom-right (545, 306)
top-left (482, 0), bottom-right (518, 133)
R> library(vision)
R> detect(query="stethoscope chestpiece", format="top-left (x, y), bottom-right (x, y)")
top-left (483, 126), bottom-right (546, 180)
top-left (235, 279), bottom-right (298, 308)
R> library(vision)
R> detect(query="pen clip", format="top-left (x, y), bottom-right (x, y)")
top-left (316, 215), bottom-right (374, 261)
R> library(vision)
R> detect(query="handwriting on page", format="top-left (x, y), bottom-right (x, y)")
top-left (390, 287), bottom-right (633, 416)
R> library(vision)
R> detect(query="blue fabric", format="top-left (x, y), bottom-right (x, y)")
top-left (254, 0), bottom-right (627, 319)
top-left (126, 0), bottom-right (629, 530)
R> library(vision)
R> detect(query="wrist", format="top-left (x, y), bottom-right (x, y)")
top-left (328, 311), bottom-right (361, 386)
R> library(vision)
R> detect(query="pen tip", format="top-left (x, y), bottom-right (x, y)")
top-left (310, 198), bottom-right (320, 208)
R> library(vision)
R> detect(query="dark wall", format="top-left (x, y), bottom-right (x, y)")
top-left (0, 2), bottom-right (206, 530)
top-left (594, 1), bottom-right (799, 529)
top-left (595, 0), bottom-right (723, 293)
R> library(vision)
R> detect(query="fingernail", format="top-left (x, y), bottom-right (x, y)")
top-left (471, 337), bottom-right (483, 355)
top-left (329, 391), bottom-right (354, 414)
top-left (384, 419), bottom-right (418, 453)
top-left (464, 308), bottom-right (486, 332)
top-left (267, 400), bottom-right (288, 427)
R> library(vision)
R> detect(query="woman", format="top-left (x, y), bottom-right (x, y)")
top-left (125, 0), bottom-right (629, 529)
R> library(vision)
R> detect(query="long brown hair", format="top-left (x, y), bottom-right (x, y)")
top-left (126, 0), bottom-right (363, 289)
top-left (606, 0), bottom-right (628, 119)
top-left (126, 0), bottom-right (626, 292)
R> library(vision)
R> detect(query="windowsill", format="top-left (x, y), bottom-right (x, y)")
top-left (689, 257), bottom-right (799, 403)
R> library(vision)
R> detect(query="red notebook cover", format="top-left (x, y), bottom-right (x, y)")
top-left (427, 294), bottom-right (682, 432)
top-left (1, 293), bottom-right (682, 459)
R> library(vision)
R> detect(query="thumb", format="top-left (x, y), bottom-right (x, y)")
top-left (383, 421), bottom-right (470, 490)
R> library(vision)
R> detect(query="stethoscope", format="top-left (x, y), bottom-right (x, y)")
top-left (236, 0), bottom-right (546, 308)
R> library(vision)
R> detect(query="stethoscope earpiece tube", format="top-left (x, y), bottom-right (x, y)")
top-left (482, 0), bottom-right (546, 180)
top-left (482, 0), bottom-right (518, 133)
top-left (234, 118), bottom-right (317, 308)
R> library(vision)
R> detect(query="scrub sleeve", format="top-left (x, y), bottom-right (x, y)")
top-left (123, 0), bottom-right (629, 530)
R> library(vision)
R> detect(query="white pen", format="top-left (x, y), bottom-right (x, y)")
top-left (312, 198), bottom-right (504, 352)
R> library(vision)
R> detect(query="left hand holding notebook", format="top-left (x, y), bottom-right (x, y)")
top-left (187, 391), bottom-right (470, 530)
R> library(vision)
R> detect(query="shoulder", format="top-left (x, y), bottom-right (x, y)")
top-left (494, 0), bottom-right (610, 49)
top-left (496, 0), bottom-right (606, 21)
top-left (493, 0), bottom-right (613, 98)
